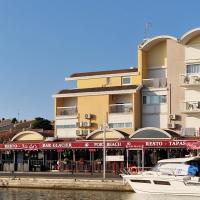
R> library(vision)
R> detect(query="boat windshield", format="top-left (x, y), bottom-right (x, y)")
top-left (150, 158), bottom-right (200, 176)
top-left (150, 162), bottom-right (190, 175)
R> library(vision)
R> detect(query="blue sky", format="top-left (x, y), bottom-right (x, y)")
top-left (0, 0), bottom-right (199, 120)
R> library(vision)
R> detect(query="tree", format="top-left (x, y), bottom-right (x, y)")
top-left (11, 118), bottom-right (18, 124)
top-left (32, 117), bottom-right (53, 130)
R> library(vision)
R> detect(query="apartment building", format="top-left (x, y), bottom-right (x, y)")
top-left (179, 28), bottom-right (200, 136)
top-left (54, 27), bottom-right (200, 139)
top-left (54, 68), bottom-right (142, 138)
top-left (139, 28), bottom-right (200, 136)
top-left (138, 36), bottom-right (185, 130)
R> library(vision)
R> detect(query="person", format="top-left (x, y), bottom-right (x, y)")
top-left (128, 162), bottom-right (138, 174)
top-left (72, 160), bottom-right (76, 174)
top-left (57, 160), bottom-right (61, 171)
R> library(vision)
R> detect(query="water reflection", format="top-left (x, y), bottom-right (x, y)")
top-left (0, 188), bottom-right (199, 200)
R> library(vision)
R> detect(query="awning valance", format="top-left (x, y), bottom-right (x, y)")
top-left (2, 139), bottom-right (198, 150)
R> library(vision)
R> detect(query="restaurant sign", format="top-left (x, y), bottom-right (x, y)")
top-left (4, 143), bottom-right (41, 150)
top-left (2, 140), bottom-right (195, 150)
top-left (106, 155), bottom-right (124, 162)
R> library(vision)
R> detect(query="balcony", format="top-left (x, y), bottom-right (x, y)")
top-left (181, 127), bottom-right (200, 137)
top-left (56, 106), bottom-right (77, 117)
top-left (142, 78), bottom-right (167, 88)
top-left (180, 74), bottom-right (200, 87)
top-left (181, 101), bottom-right (200, 114)
top-left (109, 103), bottom-right (133, 114)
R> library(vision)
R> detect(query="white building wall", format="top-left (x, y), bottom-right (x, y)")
top-left (56, 128), bottom-right (77, 138)
top-left (184, 90), bottom-right (200, 133)
top-left (108, 114), bottom-right (133, 124)
top-left (185, 89), bottom-right (200, 101)
top-left (142, 89), bottom-right (168, 128)
top-left (185, 44), bottom-right (200, 63)
top-left (142, 114), bottom-right (168, 128)
top-left (183, 42), bottom-right (200, 135)
top-left (56, 118), bottom-right (78, 138)
top-left (186, 116), bottom-right (200, 131)
top-left (56, 118), bottom-right (78, 126)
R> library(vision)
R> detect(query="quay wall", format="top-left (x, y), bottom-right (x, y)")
top-left (0, 177), bottom-right (132, 192)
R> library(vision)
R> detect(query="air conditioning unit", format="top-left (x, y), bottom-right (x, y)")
top-left (77, 122), bottom-right (84, 128)
top-left (83, 121), bottom-right (91, 127)
top-left (184, 76), bottom-right (190, 84)
top-left (82, 129), bottom-right (89, 136)
top-left (169, 114), bottom-right (177, 120)
top-left (85, 113), bottom-right (92, 119)
top-left (195, 76), bottom-right (200, 82)
top-left (168, 122), bottom-right (176, 129)
top-left (76, 129), bottom-right (89, 136)
top-left (76, 130), bottom-right (82, 136)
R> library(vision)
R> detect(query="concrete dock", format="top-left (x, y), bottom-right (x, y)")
top-left (0, 172), bottom-right (132, 192)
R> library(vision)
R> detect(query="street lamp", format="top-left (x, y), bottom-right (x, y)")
top-left (102, 123), bottom-right (108, 181)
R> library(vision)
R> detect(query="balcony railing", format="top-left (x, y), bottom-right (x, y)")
top-left (56, 106), bottom-right (77, 116)
top-left (181, 128), bottom-right (200, 137)
top-left (180, 74), bottom-right (200, 87)
top-left (142, 78), bottom-right (167, 88)
top-left (109, 103), bottom-right (133, 114)
top-left (181, 101), bottom-right (200, 113)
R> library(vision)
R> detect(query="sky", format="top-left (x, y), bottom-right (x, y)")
top-left (0, 0), bottom-right (200, 121)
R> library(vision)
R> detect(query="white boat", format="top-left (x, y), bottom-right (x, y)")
top-left (122, 156), bottom-right (200, 196)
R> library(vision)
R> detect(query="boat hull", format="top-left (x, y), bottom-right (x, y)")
top-left (124, 174), bottom-right (200, 196)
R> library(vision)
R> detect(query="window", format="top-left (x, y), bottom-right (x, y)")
top-left (151, 96), bottom-right (159, 104)
top-left (106, 77), bottom-right (111, 85)
top-left (186, 64), bottom-right (200, 74)
top-left (153, 180), bottom-right (170, 185)
top-left (143, 95), bottom-right (167, 105)
top-left (56, 124), bottom-right (77, 129)
top-left (143, 96), bottom-right (151, 104)
top-left (122, 76), bottom-right (131, 85)
top-left (160, 95), bottom-right (167, 103)
top-left (108, 122), bottom-right (132, 128)
top-left (131, 179), bottom-right (151, 184)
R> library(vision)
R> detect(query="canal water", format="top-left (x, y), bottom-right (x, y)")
top-left (0, 188), bottom-right (199, 200)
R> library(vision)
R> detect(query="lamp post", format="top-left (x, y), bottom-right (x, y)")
top-left (102, 123), bottom-right (107, 181)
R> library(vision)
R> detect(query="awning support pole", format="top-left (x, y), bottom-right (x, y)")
top-left (126, 149), bottom-right (129, 170)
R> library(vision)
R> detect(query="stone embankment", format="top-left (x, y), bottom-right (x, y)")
top-left (0, 177), bottom-right (132, 192)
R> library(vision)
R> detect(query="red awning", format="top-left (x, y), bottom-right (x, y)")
top-left (186, 141), bottom-right (200, 150)
top-left (2, 139), bottom-right (198, 150)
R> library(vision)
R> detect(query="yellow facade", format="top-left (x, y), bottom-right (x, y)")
top-left (133, 91), bottom-right (141, 130)
top-left (12, 131), bottom-right (44, 141)
top-left (77, 95), bottom-right (109, 131)
top-left (77, 78), bottom-right (108, 89)
top-left (138, 49), bottom-right (147, 79)
top-left (186, 35), bottom-right (200, 45)
top-left (147, 41), bottom-right (167, 68)
top-left (77, 74), bottom-right (141, 89)
top-left (55, 68), bottom-right (143, 137)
